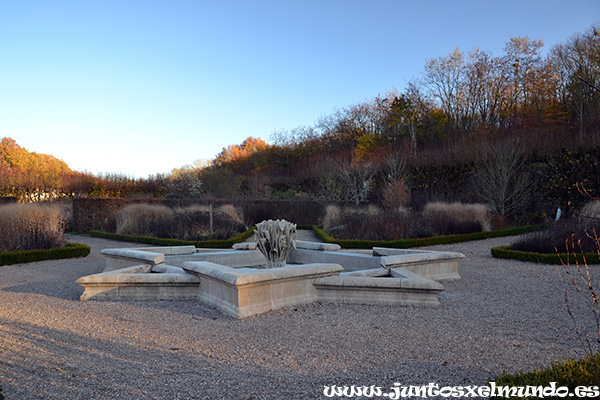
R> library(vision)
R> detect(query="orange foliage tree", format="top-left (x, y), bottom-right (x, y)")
top-left (214, 137), bottom-right (270, 166)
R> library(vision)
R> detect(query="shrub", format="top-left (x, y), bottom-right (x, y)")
top-left (215, 204), bottom-right (244, 225)
top-left (512, 218), bottom-right (600, 254)
top-left (0, 196), bottom-right (17, 204)
top-left (115, 204), bottom-right (174, 236)
top-left (89, 227), bottom-right (255, 248)
top-left (491, 244), bottom-right (600, 264)
top-left (0, 203), bottom-right (68, 252)
top-left (424, 201), bottom-right (491, 235)
top-left (0, 242), bottom-right (91, 266)
top-left (170, 206), bottom-right (245, 240)
top-left (324, 206), bottom-right (415, 241)
top-left (489, 353), bottom-right (600, 399)
top-left (114, 203), bottom-right (245, 241)
top-left (316, 224), bottom-right (543, 249)
top-left (381, 179), bottom-right (411, 209)
top-left (322, 204), bottom-right (341, 231)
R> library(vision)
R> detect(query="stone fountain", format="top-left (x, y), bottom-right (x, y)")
top-left (255, 219), bottom-right (297, 268)
top-left (76, 220), bottom-right (464, 318)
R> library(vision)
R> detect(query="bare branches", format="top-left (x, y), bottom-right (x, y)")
top-left (472, 142), bottom-right (532, 216)
top-left (576, 71), bottom-right (600, 93)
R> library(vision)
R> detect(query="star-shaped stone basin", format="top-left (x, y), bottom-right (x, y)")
top-left (76, 241), bottom-right (464, 318)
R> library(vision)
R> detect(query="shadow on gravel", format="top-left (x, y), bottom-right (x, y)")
top-left (0, 317), bottom-right (495, 399)
top-left (110, 299), bottom-right (233, 320)
top-left (2, 280), bottom-right (84, 301)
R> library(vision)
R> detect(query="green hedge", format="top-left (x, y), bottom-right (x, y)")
top-left (491, 245), bottom-right (600, 265)
top-left (489, 353), bottom-right (600, 399)
top-left (311, 225), bottom-right (544, 249)
top-left (0, 243), bottom-right (91, 266)
top-left (89, 227), bottom-right (256, 248)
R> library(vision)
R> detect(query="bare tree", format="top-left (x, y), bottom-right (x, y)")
top-left (463, 49), bottom-right (508, 128)
top-left (423, 47), bottom-right (466, 131)
top-left (316, 156), bottom-right (377, 206)
top-left (341, 159), bottom-right (378, 206)
top-left (472, 141), bottom-right (532, 217)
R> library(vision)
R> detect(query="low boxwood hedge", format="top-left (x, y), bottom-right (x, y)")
top-left (311, 224), bottom-right (544, 249)
top-left (89, 227), bottom-right (256, 248)
top-left (0, 243), bottom-right (91, 266)
top-left (489, 353), bottom-right (600, 399)
top-left (491, 245), bottom-right (600, 264)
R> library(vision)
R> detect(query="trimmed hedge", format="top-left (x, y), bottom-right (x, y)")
top-left (72, 198), bottom-right (330, 233)
top-left (489, 353), bottom-right (600, 399)
top-left (89, 227), bottom-right (256, 248)
top-left (0, 243), bottom-right (91, 266)
top-left (0, 196), bottom-right (17, 204)
top-left (491, 245), bottom-right (600, 265)
top-left (312, 225), bottom-right (544, 249)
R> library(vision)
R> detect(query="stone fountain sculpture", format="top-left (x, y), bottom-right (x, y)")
top-left (255, 219), bottom-right (297, 268)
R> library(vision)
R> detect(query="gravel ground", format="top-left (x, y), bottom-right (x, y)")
top-left (0, 232), bottom-right (596, 399)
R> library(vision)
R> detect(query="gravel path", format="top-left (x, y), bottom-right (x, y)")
top-left (0, 233), bottom-right (595, 399)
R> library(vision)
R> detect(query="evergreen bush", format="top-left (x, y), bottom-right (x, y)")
top-left (0, 243), bottom-right (90, 266)
top-left (314, 224), bottom-right (542, 249)
top-left (89, 227), bottom-right (255, 248)
top-left (491, 245), bottom-right (600, 265)
top-left (489, 353), bottom-right (600, 399)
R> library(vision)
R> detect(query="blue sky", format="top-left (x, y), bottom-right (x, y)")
top-left (0, 0), bottom-right (598, 177)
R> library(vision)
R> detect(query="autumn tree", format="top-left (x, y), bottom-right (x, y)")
top-left (214, 137), bottom-right (270, 166)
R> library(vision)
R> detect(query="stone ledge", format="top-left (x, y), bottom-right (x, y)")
top-left (182, 262), bottom-right (343, 286)
top-left (315, 267), bottom-right (444, 306)
top-left (101, 248), bottom-right (165, 272)
top-left (76, 265), bottom-right (200, 301)
top-left (151, 264), bottom-right (186, 274)
top-left (181, 262), bottom-right (343, 318)
top-left (167, 250), bottom-right (266, 268)
top-left (137, 246), bottom-right (197, 255)
top-left (232, 242), bottom-right (257, 250)
top-left (296, 240), bottom-right (341, 251)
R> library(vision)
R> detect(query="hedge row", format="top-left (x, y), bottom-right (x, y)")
top-left (0, 196), bottom-right (17, 204)
top-left (491, 245), bottom-right (600, 265)
top-left (489, 353), bottom-right (600, 398)
top-left (89, 227), bottom-right (256, 248)
top-left (0, 243), bottom-right (91, 266)
top-left (72, 198), bottom-right (331, 233)
top-left (311, 225), bottom-right (544, 249)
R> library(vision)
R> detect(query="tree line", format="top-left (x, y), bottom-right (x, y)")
top-left (2, 24), bottom-right (598, 220)
top-left (0, 137), bottom-right (165, 201)
top-left (189, 24), bottom-right (598, 219)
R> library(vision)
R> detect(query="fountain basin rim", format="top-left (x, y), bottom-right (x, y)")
top-left (182, 261), bottom-right (344, 286)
